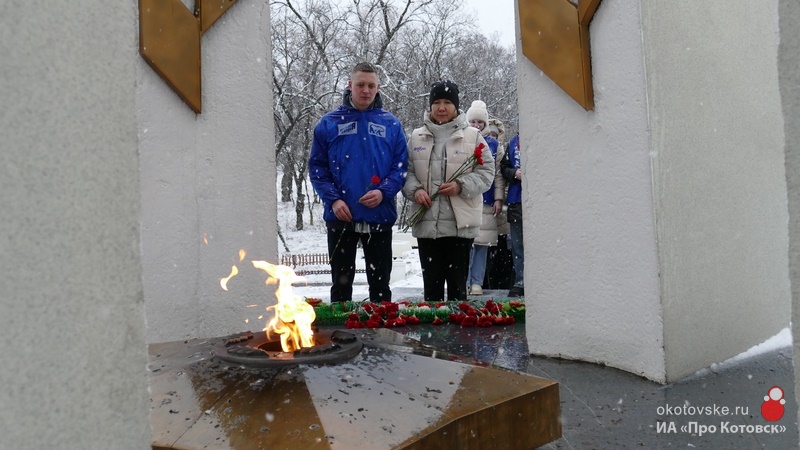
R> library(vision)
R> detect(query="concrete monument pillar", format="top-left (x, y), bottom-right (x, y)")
top-left (778, 0), bottom-right (800, 433)
top-left (1, 1), bottom-right (150, 447)
top-left (516, 0), bottom-right (790, 383)
top-left (137, 0), bottom-right (277, 343)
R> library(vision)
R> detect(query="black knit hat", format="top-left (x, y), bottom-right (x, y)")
top-left (429, 80), bottom-right (460, 111)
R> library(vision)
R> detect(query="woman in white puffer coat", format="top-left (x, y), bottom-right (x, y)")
top-left (402, 81), bottom-right (495, 302)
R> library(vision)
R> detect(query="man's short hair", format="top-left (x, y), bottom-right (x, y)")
top-left (351, 62), bottom-right (379, 79)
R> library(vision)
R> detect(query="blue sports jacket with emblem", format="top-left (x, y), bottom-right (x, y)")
top-left (309, 90), bottom-right (408, 225)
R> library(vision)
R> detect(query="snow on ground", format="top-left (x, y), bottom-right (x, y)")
top-left (689, 327), bottom-right (793, 380)
top-left (277, 194), bottom-right (423, 302)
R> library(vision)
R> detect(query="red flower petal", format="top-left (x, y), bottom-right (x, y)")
top-left (432, 318), bottom-right (444, 325)
top-left (371, 175), bottom-right (381, 185)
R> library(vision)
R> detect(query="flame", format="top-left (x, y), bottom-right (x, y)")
top-left (239, 249), bottom-right (246, 261)
top-left (203, 232), bottom-right (209, 245)
top-left (251, 260), bottom-right (315, 352)
top-left (220, 265), bottom-right (239, 291)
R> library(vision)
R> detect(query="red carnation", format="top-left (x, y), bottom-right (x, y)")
top-left (448, 313), bottom-right (466, 324)
top-left (435, 302), bottom-right (447, 308)
top-left (348, 313), bottom-right (360, 321)
top-left (432, 317), bottom-right (444, 325)
top-left (394, 317), bottom-right (407, 327)
top-left (405, 315), bottom-right (421, 325)
top-left (461, 316), bottom-right (477, 327)
top-left (366, 319), bottom-right (382, 328)
top-left (458, 302), bottom-right (471, 313)
top-left (476, 156), bottom-right (484, 166)
top-left (371, 175), bottom-right (381, 185)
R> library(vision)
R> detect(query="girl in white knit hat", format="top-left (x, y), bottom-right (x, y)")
top-left (465, 100), bottom-right (506, 295)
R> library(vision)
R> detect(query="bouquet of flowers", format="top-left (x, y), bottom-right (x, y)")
top-left (404, 143), bottom-right (485, 232)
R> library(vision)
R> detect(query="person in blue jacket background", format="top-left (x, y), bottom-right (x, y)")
top-left (309, 62), bottom-right (408, 303)
top-left (500, 134), bottom-right (524, 297)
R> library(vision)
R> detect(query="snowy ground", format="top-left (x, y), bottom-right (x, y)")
top-left (277, 195), bottom-right (425, 302)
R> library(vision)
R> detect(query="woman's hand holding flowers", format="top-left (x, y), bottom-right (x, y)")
top-left (414, 188), bottom-right (432, 208)
top-left (438, 181), bottom-right (461, 196)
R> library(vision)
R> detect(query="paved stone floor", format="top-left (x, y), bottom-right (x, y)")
top-left (389, 315), bottom-right (798, 449)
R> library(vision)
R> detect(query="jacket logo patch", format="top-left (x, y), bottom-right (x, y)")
top-left (338, 122), bottom-right (357, 136)
top-left (413, 146), bottom-right (426, 152)
top-left (368, 122), bottom-right (386, 137)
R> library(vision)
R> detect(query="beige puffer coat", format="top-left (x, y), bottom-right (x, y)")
top-left (402, 113), bottom-right (495, 239)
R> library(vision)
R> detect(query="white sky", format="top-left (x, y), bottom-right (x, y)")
top-left (461, 0), bottom-right (516, 49)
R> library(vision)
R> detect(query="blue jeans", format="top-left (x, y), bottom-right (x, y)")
top-left (509, 217), bottom-right (524, 287)
top-left (468, 245), bottom-right (488, 286)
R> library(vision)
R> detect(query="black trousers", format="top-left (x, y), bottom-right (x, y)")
top-left (327, 223), bottom-right (392, 303)
top-left (417, 236), bottom-right (474, 302)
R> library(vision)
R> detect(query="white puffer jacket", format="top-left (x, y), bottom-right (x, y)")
top-left (402, 113), bottom-right (494, 239)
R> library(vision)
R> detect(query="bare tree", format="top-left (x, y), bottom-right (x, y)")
top-left (271, 0), bottom-right (518, 235)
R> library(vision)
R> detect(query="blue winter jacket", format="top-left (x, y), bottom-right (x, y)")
top-left (481, 136), bottom-right (500, 205)
top-left (501, 135), bottom-right (522, 204)
top-left (309, 90), bottom-right (408, 226)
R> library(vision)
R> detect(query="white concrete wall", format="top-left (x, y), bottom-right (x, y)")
top-left (778, 0), bottom-right (800, 434)
top-left (137, 1), bottom-right (277, 343)
top-left (517, 1), bottom-right (666, 381)
top-left (0, 1), bottom-right (150, 448)
top-left (518, 0), bottom-right (790, 383)
top-left (641, 0), bottom-right (789, 381)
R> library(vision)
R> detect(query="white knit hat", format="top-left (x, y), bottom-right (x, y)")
top-left (466, 100), bottom-right (489, 124)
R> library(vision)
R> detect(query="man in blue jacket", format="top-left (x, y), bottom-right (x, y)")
top-left (500, 135), bottom-right (524, 297)
top-left (309, 62), bottom-right (408, 303)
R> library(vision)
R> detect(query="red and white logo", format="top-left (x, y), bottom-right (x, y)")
top-left (761, 386), bottom-right (785, 422)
